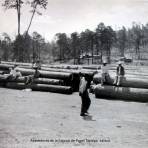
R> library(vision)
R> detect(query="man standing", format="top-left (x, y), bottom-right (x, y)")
top-left (79, 73), bottom-right (91, 116)
top-left (101, 61), bottom-right (110, 85)
top-left (33, 60), bottom-right (41, 70)
top-left (113, 61), bottom-right (125, 86)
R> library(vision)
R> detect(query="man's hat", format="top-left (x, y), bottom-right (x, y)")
top-left (118, 61), bottom-right (123, 65)
top-left (103, 60), bottom-right (107, 64)
top-left (36, 59), bottom-right (40, 62)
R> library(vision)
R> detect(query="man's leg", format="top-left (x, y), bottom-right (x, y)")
top-left (101, 73), bottom-right (105, 85)
top-left (104, 74), bottom-right (108, 84)
top-left (113, 76), bottom-right (118, 85)
top-left (85, 91), bottom-right (91, 113)
top-left (113, 76), bottom-right (117, 85)
top-left (85, 97), bottom-right (91, 114)
top-left (117, 76), bottom-right (124, 86)
top-left (117, 76), bottom-right (122, 86)
top-left (80, 96), bottom-right (86, 116)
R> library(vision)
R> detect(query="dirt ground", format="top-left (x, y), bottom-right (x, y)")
top-left (0, 87), bottom-right (148, 148)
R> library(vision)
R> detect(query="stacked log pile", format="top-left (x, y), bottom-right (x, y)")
top-left (3, 61), bottom-right (148, 100)
top-left (93, 66), bottom-right (148, 102)
top-left (0, 63), bottom-right (74, 94)
top-left (0, 62), bottom-right (95, 94)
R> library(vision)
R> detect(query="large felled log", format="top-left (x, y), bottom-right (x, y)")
top-left (82, 65), bottom-right (101, 70)
top-left (6, 82), bottom-right (73, 94)
top-left (1, 61), bottom-right (32, 67)
top-left (0, 64), bottom-right (14, 71)
top-left (95, 85), bottom-right (148, 102)
top-left (42, 64), bottom-right (80, 70)
top-left (93, 73), bottom-right (148, 89)
top-left (0, 75), bottom-right (64, 85)
top-left (42, 64), bottom-right (101, 71)
top-left (15, 67), bottom-right (73, 79)
top-left (39, 68), bottom-right (94, 91)
top-left (31, 84), bottom-right (72, 94)
top-left (32, 78), bottom-right (64, 85)
top-left (18, 66), bottom-right (96, 76)
top-left (15, 67), bottom-right (95, 91)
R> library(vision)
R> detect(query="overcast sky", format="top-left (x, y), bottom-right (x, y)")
top-left (0, 0), bottom-right (148, 41)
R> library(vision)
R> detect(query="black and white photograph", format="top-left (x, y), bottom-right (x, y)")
top-left (0, 0), bottom-right (148, 147)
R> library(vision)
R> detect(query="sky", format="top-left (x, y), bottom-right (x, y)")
top-left (0, 0), bottom-right (148, 41)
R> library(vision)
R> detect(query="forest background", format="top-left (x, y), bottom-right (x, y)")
top-left (0, 0), bottom-right (148, 64)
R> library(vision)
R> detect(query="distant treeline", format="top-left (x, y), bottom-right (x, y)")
top-left (0, 22), bottom-right (148, 64)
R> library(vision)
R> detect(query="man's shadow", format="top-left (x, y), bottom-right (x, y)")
top-left (82, 115), bottom-right (96, 121)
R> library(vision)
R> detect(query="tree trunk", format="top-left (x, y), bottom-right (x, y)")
top-left (120, 45), bottom-right (125, 57)
top-left (95, 85), bottom-right (148, 102)
top-left (15, 67), bottom-right (73, 80)
top-left (91, 38), bottom-right (94, 64)
top-left (60, 46), bottom-right (62, 63)
top-left (6, 82), bottom-right (72, 94)
top-left (16, 0), bottom-right (21, 35)
top-left (25, 3), bottom-right (37, 36)
top-left (100, 43), bottom-right (103, 63)
top-left (18, 0), bottom-right (20, 35)
top-left (0, 75), bottom-right (64, 85)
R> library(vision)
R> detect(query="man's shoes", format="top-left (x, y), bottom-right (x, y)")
top-left (80, 113), bottom-right (89, 116)
top-left (85, 112), bottom-right (90, 115)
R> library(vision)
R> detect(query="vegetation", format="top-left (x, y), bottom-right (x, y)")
top-left (1, 1), bottom-right (148, 64)
top-left (1, 0), bottom-right (48, 62)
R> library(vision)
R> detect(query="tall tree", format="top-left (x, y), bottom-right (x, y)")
top-left (95, 23), bottom-right (106, 62)
top-left (32, 31), bottom-right (45, 62)
top-left (87, 31), bottom-right (94, 64)
top-left (1, 33), bottom-right (11, 61)
top-left (70, 32), bottom-right (80, 64)
top-left (26, 0), bottom-right (48, 35)
top-left (117, 27), bottom-right (127, 57)
top-left (2, 0), bottom-right (24, 35)
top-left (13, 35), bottom-right (24, 61)
top-left (50, 41), bottom-right (59, 62)
top-left (141, 24), bottom-right (148, 48)
top-left (56, 33), bottom-right (70, 62)
top-left (96, 23), bottom-right (115, 63)
top-left (104, 26), bottom-right (116, 63)
top-left (131, 23), bottom-right (144, 59)
top-left (22, 32), bottom-right (32, 62)
top-left (79, 29), bottom-right (94, 64)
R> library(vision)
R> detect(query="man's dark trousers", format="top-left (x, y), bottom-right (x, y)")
top-left (81, 91), bottom-right (91, 114)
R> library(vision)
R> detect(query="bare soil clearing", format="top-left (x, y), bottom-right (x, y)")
top-left (0, 88), bottom-right (148, 148)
